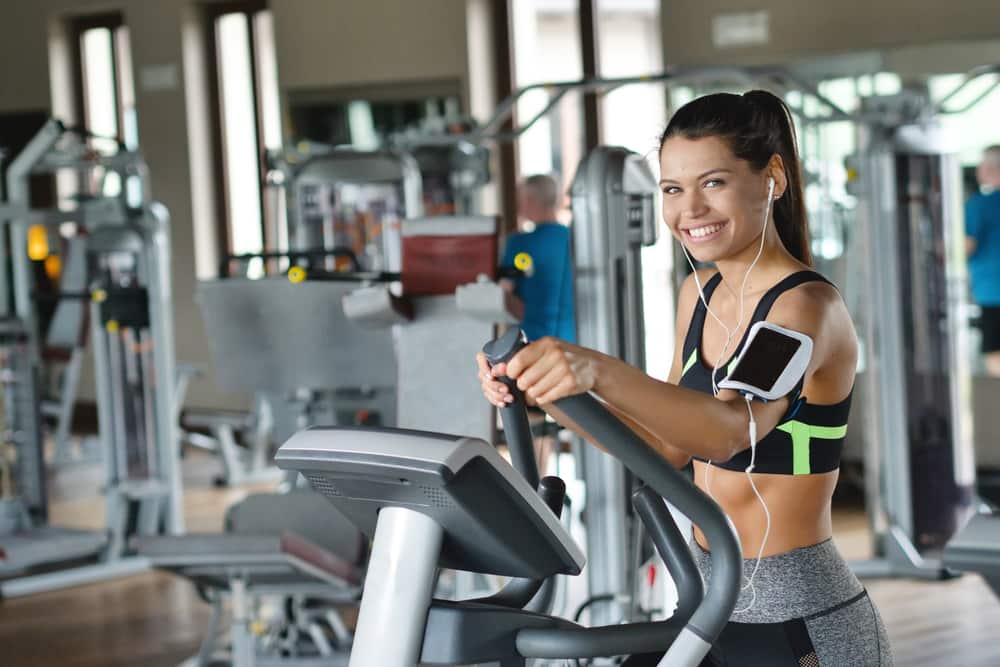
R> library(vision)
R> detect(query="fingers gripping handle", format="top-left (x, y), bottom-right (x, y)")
top-left (482, 327), bottom-right (528, 389)
top-left (482, 329), bottom-right (539, 489)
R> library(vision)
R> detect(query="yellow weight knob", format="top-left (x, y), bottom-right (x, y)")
top-left (92, 289), bottom-right (108, 303)
top-left (106, 320), bottom-right (119, 334)
top-left (287, 266), bottom-right (307, 283)
top-left (514, 252), bottom-right (533, 272)
top-left (27, 224), bottom-right (49, 261)
top-left (44, 255), bottom-right (62, 281)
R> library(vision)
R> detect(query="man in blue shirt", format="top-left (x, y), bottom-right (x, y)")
top-left (967, 145), bottom-right (1000, 377)
top-left (501, 174), bottom-right (576, 343)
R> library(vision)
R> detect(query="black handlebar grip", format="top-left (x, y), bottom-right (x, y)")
top-left (537, 476), bottom-right (567, 519)
top-left (482, 327), bottom-right (528, 370)
top-left (482, 329), bottom-right (538, 489)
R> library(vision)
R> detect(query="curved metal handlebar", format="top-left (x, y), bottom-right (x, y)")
top-left (480, 329), bottom-right (742, 665)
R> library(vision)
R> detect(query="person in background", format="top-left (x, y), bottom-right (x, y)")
top-left (967, 145), bottom-right (1000, 377)
top-left (499, 174), bottom-right (577, 475)
top-left (501, 174), bottom-right (576, 343)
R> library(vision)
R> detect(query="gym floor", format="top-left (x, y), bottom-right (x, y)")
top-left (2, 452), bottom-right (999, 667)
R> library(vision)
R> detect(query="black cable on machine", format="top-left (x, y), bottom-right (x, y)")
top-left (572, 593), bottom-right (618, 623)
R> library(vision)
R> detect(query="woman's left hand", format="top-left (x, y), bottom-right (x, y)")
top-left (504, 337), bottom-right (600, 406)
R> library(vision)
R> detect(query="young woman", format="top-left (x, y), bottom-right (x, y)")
top-left (476, 90), bottom-right (892, 666)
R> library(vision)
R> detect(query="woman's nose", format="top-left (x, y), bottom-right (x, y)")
top-left (681, 190), bottom-right (709, 219)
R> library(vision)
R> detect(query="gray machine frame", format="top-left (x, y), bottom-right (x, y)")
top-left (849, 106), bottom-right (977, 578)
top-left (0, 119), bottom-right (183, 598)
top-left (274, 145), bottom-right (423, 272)
top-left (944, 511), bottom-right (1000, 599)
top-left (191, 147), bottom-right (426, 479)
top-left (569, 145), bottom-right (660, 625)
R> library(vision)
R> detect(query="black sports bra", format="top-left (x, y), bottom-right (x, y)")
top-left (679, 271), bottom-right (851, 475)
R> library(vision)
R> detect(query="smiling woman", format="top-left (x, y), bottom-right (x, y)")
top-left (660, 91), bottom-right (812, 266)
top-left (660, 160), bottom-right (765, 246)
top-left (478, 89), bottom-right (893, 666)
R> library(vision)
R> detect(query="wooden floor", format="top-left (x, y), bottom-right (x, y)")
top-left (831, 504), bottom-right (1000, 666)
top-left (2, 452), bottom-right (999, 666)
top-left (0, 451), bottom-right (261, 667)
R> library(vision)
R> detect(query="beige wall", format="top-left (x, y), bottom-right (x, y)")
top-left (0, 0), bottom-right (485, 411)
top-left (0, 4), bottom-right (52, 112)
top-left (124, 2), bottom-right (223, 407)
top-left (273, 0), bottom-right (470, 95)
top-left (662, 0), bottom-right (1000, 67)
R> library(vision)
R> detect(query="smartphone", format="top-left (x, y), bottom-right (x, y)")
top-left (717, 321), bottom-right (813, 401)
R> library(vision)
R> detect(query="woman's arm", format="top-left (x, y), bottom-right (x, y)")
top-left (506, 280), bottom-right (846, 464)
top-left (588, 353), bottom-right (782, 462)
top-left (539, 399), bottom-right (692, 468)
top-left (533, 271), bottom-right (712, 467)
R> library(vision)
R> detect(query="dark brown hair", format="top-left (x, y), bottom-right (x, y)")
top-left (660, 90), bottom-right (812, 265)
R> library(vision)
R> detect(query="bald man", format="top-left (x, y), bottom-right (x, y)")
top-left (967, 145), bottom-right (1000, 377)
top-left (501, 174), bottom-right (576, 343)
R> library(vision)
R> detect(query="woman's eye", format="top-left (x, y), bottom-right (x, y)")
top-left (662, 186), bottom-right (681, 195)
top-left (703, 178), bottom-right (724, 189)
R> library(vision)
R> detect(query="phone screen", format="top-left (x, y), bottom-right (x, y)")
top-left (727, 327), bottom-right (801, 391)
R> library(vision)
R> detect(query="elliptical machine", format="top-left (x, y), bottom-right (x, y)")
top-left (275, 328), bottom-right (741, 666)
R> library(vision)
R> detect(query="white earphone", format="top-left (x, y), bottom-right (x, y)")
top-left (680, 171), bottom-right (779, 614)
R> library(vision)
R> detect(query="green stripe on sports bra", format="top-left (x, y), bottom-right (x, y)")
top-left (682, 349), bottom-right (697, 377)
top-left (680, 351), bottom-right (737, 380)
top-left (776, 421), bottom-right (848, 475)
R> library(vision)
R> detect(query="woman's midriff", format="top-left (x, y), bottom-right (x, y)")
top-left (691, 462), bottom-right (838, 557)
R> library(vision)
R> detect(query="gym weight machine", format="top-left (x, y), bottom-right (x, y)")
top-left (0, 119), bottom-right (182, 598)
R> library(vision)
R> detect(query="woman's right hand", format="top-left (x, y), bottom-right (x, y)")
top-left (476, 351), bottom-right (515, 408)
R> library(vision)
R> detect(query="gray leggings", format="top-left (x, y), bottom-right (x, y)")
top-left (690, 538), bottom-right (893, 666)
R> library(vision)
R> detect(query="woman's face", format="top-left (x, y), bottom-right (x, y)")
top-left (659, 135), bottom-right (772, 264)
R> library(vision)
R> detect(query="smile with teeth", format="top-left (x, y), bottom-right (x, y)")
top-left (684, 221), bottom-right (727, 241)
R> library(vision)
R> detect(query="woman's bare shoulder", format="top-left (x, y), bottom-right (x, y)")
top-left (769, 279), bottom-right (857, 400)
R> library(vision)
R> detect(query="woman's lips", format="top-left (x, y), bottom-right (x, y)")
top-left (683, 221), bottom-right (728, 243)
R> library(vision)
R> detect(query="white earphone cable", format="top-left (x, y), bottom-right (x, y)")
top-left (684, 177), bottom-right (777, 614)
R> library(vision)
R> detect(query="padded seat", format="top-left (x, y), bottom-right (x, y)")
top-left (136, 532), bottom-right (362, 593)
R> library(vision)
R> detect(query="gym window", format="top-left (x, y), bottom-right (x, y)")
top-left (205, 1), bottom-right (282, 276)
top-left (595, 0), bottom-right (673, 381)
top-left (510, 0), bottom-right (584, 181)
top-left (69, 12), bottom-right (137, 197)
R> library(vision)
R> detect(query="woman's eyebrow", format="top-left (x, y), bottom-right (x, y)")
top-left (659, 168), bottom-right (733, 186)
